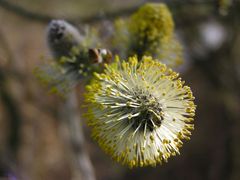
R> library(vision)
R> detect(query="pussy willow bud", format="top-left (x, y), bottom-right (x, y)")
top-left (47, 20), bottom-right (84, 59)
top-left (35, 20), bottom-right (112, 95)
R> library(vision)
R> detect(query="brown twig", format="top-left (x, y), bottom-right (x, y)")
top-left (0, 0), bottom-right (217, 25)
top-left (0, 0), bottom-right (140, 24)
top-left (59, 90), bottom-right (96, 180)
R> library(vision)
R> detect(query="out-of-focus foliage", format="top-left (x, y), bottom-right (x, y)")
top-left (218, 0), bottom-right (232, 15)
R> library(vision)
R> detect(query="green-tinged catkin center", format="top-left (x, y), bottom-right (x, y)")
top-left (127, 89), bottom-right (163, 132)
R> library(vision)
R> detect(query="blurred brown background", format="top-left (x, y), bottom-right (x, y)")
top-left (0, 0), bottom-right (240, 180)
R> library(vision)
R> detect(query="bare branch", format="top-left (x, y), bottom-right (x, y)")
top-left (0, 0), bottom-right (140, 24)
top-left (0, 0), bottom-right (216, 25)
top-left (59, 91), bottom-right (96, 180)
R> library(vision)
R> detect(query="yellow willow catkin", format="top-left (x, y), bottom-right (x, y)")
top-left (84, 56), bottom-right (196, 168)
top-left (127, 3), bottom-right (183, 67)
